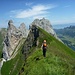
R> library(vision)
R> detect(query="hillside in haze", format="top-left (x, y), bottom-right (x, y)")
top-left (1, 25), bottom-right (75, 75)
top-left (53, 23), bottom-right (75, 29)
top-left (55, 26), bottom-right (75, 50)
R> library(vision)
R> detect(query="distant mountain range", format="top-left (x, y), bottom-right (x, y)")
top-left (55, 26), bottom-right (75, 50)
top-left (53, 23), bottom-right (75, 29)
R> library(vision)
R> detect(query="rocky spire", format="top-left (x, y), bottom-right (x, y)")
top-left (8, 20), bottom-right (13, 26)
top-left (31, 18), bottom-right (57, 37)
top-left (2, 20), bottom-right (29, 60)
top-left (19, 23), bottom-right (29, 38)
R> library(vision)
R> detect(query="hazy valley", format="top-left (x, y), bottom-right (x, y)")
top-left (55, 25), bottom-right (75, 50)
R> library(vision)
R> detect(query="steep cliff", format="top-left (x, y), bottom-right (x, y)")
top-left (30, 18), bottom-right (57, 37)
top-left (0, 28), bottom-right (7, 58)
top-left (2, 20), bottom-right (29, 60)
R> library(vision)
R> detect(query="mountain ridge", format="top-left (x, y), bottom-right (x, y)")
top-left (0, 18), bottom-right (57, 73)
top-left (0, 18), bottom-right (75, 75)
top-left (2, 18), bottom-right (57, 61)
top-left (1, 25), bottom-right (75, 75)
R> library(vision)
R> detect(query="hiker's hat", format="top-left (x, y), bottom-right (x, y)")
top-left (44, 40), bottom-right (46, 42)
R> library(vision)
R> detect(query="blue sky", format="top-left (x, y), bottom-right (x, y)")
top-left (0, 0), bottom-right (75, 28)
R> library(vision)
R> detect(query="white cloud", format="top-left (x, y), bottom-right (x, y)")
top-left (10, 4), bottom-right (57, 19)
top-left (33, 15), bottom-right (47, 19)
top-left (25, 2), bottom-right (33, 6)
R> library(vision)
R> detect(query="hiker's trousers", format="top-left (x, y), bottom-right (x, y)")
top-left (43, 48), bottom-right (46, 57)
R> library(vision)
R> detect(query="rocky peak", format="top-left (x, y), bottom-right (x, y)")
top-left (8, 20), bottom-right (13, 26)
top-left (31, 18), bottom-right (57, 37)
top-left (2, 20), bottom-right (29, 60)
top-left (19, 23), bottom-right (29, 38)
top-left (7, 20), bottom-right (19, 38)
top-left (20, 23), bottom-right (26, 28)
top-left (8, 20), bottom-right (17, 31)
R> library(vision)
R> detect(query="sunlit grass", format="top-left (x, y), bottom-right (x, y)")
top-left (1, 27), bottom-right (75, 75)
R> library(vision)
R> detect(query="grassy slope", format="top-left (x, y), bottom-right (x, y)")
top-left (1, 39), bottom-right (25, 75)
top-left (22, 28), bottom-right (75, 75)
top-left (1, 28), bottom-right (75, 75)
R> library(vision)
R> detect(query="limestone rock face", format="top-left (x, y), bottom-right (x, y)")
top-left (2, 20), bottom-right (28, 60)
top-left (19, 23), bottom-right (29, 38)
top-left (30, 18), bottom-right (57, 37)
top-left (22, 25), bottom-right (39, 60)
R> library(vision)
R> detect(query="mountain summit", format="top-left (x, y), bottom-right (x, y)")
top-left (30, 18), bottom-right (57, 37)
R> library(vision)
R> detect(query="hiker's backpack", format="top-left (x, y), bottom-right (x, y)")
top-left (43, 43), bottom-right (47, 47)
top-left (43, 42), bottom-right (47, 49)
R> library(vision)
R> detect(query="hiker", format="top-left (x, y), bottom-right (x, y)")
top-left (42, 40), bottom-right (47, 57)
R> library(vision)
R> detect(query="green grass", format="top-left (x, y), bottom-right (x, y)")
top-left (39, 28), bottom-right (75, 58)
top-left (1, 27), bottom-right (75, 75)
top-left (20, 28), bottom-right (75, 75)
top-left (1, 39), bottom-right (25, 75)
top-left (21, 48), bottom-right (75, 75)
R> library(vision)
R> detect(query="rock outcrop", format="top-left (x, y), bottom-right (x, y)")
top-left (19, 23), bottom-right (29, 38)
top-left (30, 18), bottom-right (57, 37)
top-left (22, 25), bottom-right (39, 60)
top-left (2, 20), bottom-right (28, 60)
